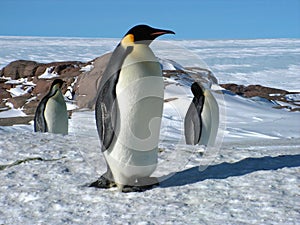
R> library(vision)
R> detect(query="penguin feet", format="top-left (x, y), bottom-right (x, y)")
top-left (121, 177), bottom-right (159, 193)
top-left (89, 175), bottom-right (116, 189)
top-left (89, 175), bottom-right (159, 192)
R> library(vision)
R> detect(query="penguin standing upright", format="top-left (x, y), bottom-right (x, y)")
top-left (184, 82), bottom-right (205, 145)
top-left (91, 25), bottom-right (175, 192)
top-left (34, 79), bottom-right (68, 135)
top-left (184, 82), bottom-right (219, 146)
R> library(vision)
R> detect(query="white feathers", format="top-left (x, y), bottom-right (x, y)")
top-left (44, 89), bottom-right (68, 135)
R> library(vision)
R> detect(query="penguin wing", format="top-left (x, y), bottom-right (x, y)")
top-left (34, 97), bottom-right (48, 132)
top-left (95, 45), bottom-right (133, 151)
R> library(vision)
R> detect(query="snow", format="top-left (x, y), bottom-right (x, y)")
top-left (0, 37), bottom-right (300, 224)
top-left (66, 101), bottom-right (78, 111)
top-left (80, 64), bottom-right (94, 72)
top-left (0, 102), bottom-right (27, 118)
top-left (5, 78), bottom-right (36, 97)
top-left (0, 108), bottom-right (27, 118)
top-left (179, 39), bottom-right (300, 91)
top-left (38, 67), bottom-right (59, 79)
top-left (7, 85), bottom-right (33, 97)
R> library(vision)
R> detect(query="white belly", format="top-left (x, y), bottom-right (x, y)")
top-left (105, 45), bottom-right (164, 185)
top-left (44, 90), bottom-right (68, 135)
top-left (199, 89), bottom-right (219, 146)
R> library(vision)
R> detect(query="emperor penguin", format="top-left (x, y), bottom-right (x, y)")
top-left (184, 82), bottom-right (219, 146)
top-left (34, 79), bottom-right (68, 135)
top-left (91, 25), bottom-right (175, 192)
top-left (184, 82), bottom-right (205, 145)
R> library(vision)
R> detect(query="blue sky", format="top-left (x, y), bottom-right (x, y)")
top-left (0, 0), bottom-right (299, 39)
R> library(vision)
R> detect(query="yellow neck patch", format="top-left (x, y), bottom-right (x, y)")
top-left (121, 34), bottom-right (134, 45)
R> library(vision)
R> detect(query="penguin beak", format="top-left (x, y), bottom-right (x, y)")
top-left (151, 29), bottom-right (175, 37)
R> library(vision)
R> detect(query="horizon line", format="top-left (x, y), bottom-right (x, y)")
top-left (0, 34), bottom-right (299, 41)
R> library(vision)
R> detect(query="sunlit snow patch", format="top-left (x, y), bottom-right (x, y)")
top-left (80, 64), bottom-right (94, 72)
top-left (5, 78), bottom-right (36, 97)
top-left (6, 85), bottom-right (33, 97)
top-left (38, 67), bottom-right (59, 79)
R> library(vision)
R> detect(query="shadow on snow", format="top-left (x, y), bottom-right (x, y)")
top-left (159, 154), bottom-right (300, 188)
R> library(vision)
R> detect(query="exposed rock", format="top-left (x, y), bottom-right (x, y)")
top-left (0, 60), bottom-right (39, 79)
top-left (220, 83), bottom-right (288, 98)
top-left (76, 53), bottom-right (111, 109)
top-left (221, 83), bottom-right (300, 111)
top-left (34, 61), bottom-right (85, 78)
top-left (0, 116), bottom-right (34, 126)
top-left (0, 85), bottom-right (11, 99)
top-left (32, 79), bottom-right (52, 96)
top-left (8, 93), bottom-right (31, 109)
top-left (0, 60), bottom-right (86, 79)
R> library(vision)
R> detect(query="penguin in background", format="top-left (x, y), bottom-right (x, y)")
top-left (184, 82), bottom-right (205, 145)
top-left (34, 79), bottom-right (68, 135)
top-left (184, 82), bottom-right (219, 146)
top-left (90, 25), bottom-right (175, 192)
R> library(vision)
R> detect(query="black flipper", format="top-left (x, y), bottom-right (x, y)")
top-left (34, 97), bottom-right (49, 132)
top-left (95, 44), bottom-right (133, 151)
top-left (184, 82), bottom-right (205, 145)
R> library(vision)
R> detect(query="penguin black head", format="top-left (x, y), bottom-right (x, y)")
top-left (51, 79), bottom-right (64, 89)
top-left (122, 24), bottom-right (175, 45)
top-left (49, 79), bottom-right (64, 95)
top-left (191, 82), bottom-right (204, 99)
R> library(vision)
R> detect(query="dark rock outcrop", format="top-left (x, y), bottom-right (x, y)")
top-left (220, 83), bottom-right (288, 98)
top-left (0, 60), bottom-right (86, 79)
top-left (0, 60), bottom-right (39, 79)
top-left (76, 53), bottom-right (111, 109)
top-left (221, 83), bottom-right (300, 111)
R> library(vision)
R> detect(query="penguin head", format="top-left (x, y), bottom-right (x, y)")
top-left (191, 82), bottom-right (204, 98)
top-left (50, 79), bottom-right (64, 94)
top-left (122, 24), bottom-right (175, 45)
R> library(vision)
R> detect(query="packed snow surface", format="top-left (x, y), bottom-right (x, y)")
top-left (0, 37), bottom-right (300, 224)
